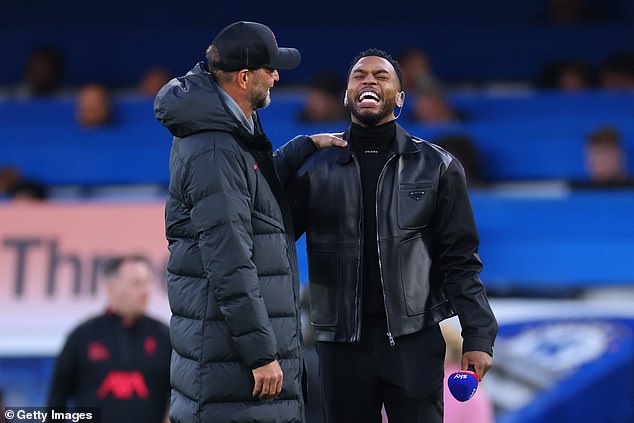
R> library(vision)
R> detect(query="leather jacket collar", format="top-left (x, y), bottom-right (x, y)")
top-left (335, 122), bottom-right (420, 164)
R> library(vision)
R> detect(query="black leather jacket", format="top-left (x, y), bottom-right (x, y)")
top-left (284, 123), bottom-right (497, 354)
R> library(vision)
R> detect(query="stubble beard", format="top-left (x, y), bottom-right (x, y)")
top-left (249, 75), bottom-right (271, 110)
top-left (346, 93), bottom-right (397, 127)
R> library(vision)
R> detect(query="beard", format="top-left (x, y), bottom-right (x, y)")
top-left (249, 74), bottom-right (271, 110)
top-left (346, 92), bottom-right (397, 127)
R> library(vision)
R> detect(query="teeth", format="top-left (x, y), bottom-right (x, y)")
top-left (359, 91), bottom-right (380, 102)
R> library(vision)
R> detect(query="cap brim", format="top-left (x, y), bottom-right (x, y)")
top-left (269, 48), bottom-right (301, 70)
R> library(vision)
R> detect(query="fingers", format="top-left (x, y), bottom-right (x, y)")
top-left (473, 364), bottom-right (483, 381)
top-left (252, 375), bottom-right (263, 398)
top-left (462, 359), bottom-right (482, 380)
top-left (261, 375), bottom-right (276, 400)
top-left (309, 133), bottom-right (348, 149)
top-left (329, 135), bottom-right (348, 147)
top-left (252, 361), bottom-right (283, 400)
top-left (461, 351), bottom-right (493, 381)
top-left (275, 373), bottom-right (283, 396)
top-left (461, 355), bottom-right (469, 372)
top-left (466, 361), bottom-right (486, 381)
top-left (266, 374), bottom-right (281, 400)
top-left (257, 373), bottom-right (282, 400)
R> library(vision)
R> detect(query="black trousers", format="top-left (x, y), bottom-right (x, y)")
top-left (316, 321), bottom-right (445, 423)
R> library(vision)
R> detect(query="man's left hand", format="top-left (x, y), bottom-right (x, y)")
top-left (461, 351), bottom-right (493, 380)
top-left (309, 133), bottom-right (347, 149)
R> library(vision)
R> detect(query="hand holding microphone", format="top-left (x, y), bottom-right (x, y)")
top-left (447, 365), bottom-right (480, 402)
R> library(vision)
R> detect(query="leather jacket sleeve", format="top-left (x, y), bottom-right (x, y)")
top-left (275, 136), bottom-right (315, 239)
top-left (435, 159), bottom-right (498, 355)
top-left (273, 136), bottom-right (317, 189)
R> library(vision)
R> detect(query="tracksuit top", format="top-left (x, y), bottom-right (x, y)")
top-left (47, 310), bottom-right (171, 423)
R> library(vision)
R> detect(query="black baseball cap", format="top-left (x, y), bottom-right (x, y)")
top-left (213, 21), bottom-right (301, 71)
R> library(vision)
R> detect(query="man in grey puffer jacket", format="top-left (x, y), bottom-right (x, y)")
top-left (154, 21), bottom-right (344, 423)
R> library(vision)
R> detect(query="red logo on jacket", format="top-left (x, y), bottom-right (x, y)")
top-left (144, 336), bottom-right (157, 356)
top-left (87, 341), bottom-right (111, 362)
top-left (97, 371), bottom-right (149, 399)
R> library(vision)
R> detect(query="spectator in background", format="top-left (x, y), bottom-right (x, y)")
top-left (7, 180), bottom-right (48, 202)
top-left (537, 0), bottom-right (610, 25)
top-left (436, 134), bottom-right (485, 187)
top-left (411, 86), bottom-right (460, 124)
top-left (397, 47), bottom-right (439, 93)
top-left (600, 53), bottom-right (634, 90)
top-left (138, 67), bottom-right (171, 97)
top-left (47, 255), bottom-right (171, 423)
top-left (0, 166), bottom-right (22, 198)
top-left (441, 323), bottom-right (495, 423)
top-left (536, 59), bottom-right (596, 91)
top-left (558, 60), bottom-right (595, 91)
top-left (76, 84), bottom-right (113, 128)
top-left (299, 71), bottom-right (347, 122)
top-left (18, 45), bottom-right (65, 97)
top-left (581, 126), bottom-right (632, 187)
top-left (0, 166), bottom-right (47, 202)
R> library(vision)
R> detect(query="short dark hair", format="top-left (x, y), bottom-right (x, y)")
top-left (102, 255), bottom-right (151, 279)
top-left (347, 49), bottom-right (404, 90)
top-left (205, 43), bottom-right (235, 85)
top-left (587, 126), bottom-right (621, 148)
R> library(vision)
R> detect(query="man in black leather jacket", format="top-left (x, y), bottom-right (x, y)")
top-left (283, 49), bottom-right (498, 423)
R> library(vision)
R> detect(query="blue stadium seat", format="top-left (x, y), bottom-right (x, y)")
top-left (2, 92), bottom-right (634, 184)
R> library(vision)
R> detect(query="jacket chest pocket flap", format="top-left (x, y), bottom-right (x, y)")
top-left (252, 209), bottom-right (285, 233)
top-left (397, 181), bottom-right (436, 230)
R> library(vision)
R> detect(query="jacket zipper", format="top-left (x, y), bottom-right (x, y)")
top-left (351, 152), bottom-right (364, 343)
top-left (376, 153), bottom-right (397, 347)
top-left (116, 320), bottom-right (132, 365)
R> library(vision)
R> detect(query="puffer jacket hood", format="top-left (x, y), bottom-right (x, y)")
top-left (154, 62), bottom-right (240, 138)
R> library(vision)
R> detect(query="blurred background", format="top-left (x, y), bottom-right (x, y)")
top-left (1, 0), bottom-right (634, 422)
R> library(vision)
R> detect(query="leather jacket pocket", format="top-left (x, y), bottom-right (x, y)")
top-left (397, 182), bottom-right (436, 230)
top-left (399, 235), bottom-right (431, 316)
top-left (308, 250), bottom-right (340, 327)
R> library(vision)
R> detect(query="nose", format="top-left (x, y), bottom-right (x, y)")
top-left (362, 74), bottom-right (377, 85)
top-left (272, 69), bottom-right (280, 82)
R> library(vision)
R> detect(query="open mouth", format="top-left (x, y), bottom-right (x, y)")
top-left (357, 90), bottom-right (381, 107)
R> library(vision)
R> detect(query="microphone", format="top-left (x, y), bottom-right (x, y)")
top-left (447, 365), bottom-right (480, 402)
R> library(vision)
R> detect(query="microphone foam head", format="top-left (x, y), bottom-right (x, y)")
top-left (447, 370), bottom-right (479, 402)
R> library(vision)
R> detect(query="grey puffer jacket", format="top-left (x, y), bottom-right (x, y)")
top-left (154, 62), bottom-right (313, 423)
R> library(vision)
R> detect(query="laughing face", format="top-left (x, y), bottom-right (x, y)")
top-left (345, 56), bottom-right (401, 127)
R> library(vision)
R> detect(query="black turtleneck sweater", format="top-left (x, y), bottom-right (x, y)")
top-left (349, 121), bottom-right (396, 322)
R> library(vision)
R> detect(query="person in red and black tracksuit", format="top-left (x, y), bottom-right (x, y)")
top-left (47, 255), bottom-right (170, 423)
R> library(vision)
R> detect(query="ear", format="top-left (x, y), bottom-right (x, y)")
top-left (343, 90), bottom-right (349, 107)
top-left (396, 91), bottom-right (405, 108)
top-left (237, 69), bottom-right (249, 89)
